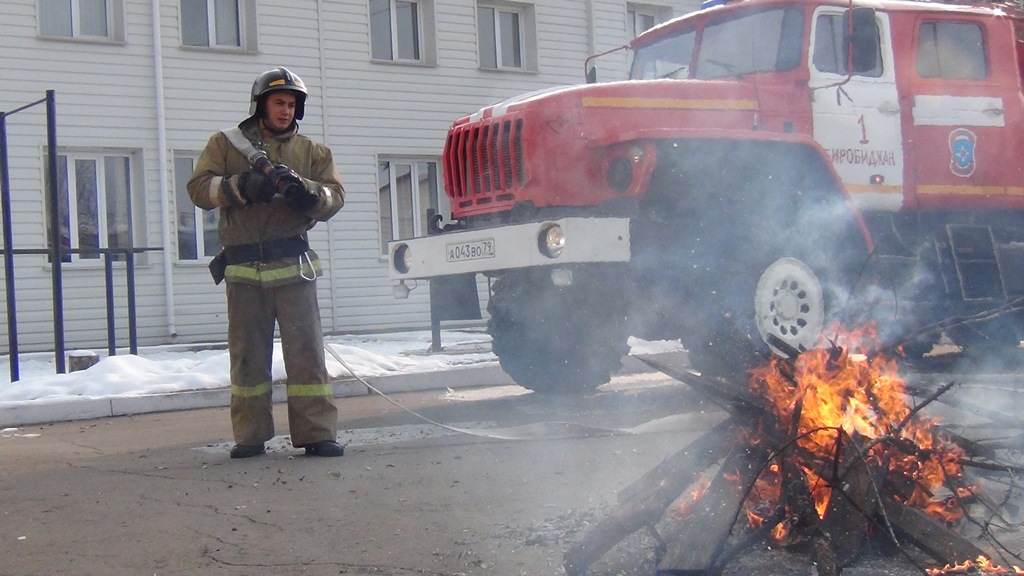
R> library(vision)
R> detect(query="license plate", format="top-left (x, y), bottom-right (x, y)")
top-left (446, 238), bottom-right (495, 263)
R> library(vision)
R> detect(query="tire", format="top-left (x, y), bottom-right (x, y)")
top-left (487, 266), bottom-right (630, 394)
top-left (754, 257), bottom-right (828, 356)
top-left (684, 220), bottom-right (865, 381)
top-left (638, 138), bottom-right (869, 380)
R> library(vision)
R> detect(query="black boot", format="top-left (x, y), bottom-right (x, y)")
top-left (230, 443), bottom-right (266, 459)
top-left (303, 440), bottom-right (344, 457)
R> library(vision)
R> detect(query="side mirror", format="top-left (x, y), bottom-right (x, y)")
top-left (586, 66), bottom-right (598, 84)
top-left (842, 7), bottom-right (879, 74)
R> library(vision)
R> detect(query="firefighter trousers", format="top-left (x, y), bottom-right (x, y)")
top-left (226, 279), bottom-right (338, 446)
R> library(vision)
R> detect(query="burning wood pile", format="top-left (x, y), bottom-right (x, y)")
top-left (564, 328), bottom-right (1024, 576)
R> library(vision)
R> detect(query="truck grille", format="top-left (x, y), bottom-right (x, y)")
top-left (445, 116), bottom-right (526, 208)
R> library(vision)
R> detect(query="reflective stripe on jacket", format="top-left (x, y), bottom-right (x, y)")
top-left (224, 249), bottom-right (323, 288)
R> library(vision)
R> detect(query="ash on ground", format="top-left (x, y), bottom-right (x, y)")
top-left (503, 505), bottom-right (962, 576)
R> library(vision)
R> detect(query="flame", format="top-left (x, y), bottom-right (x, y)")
top-left (770, 521), bottom-right (790, 541)
top-left (926, 556), bottom-right (1024, 575)
top-left (679, 476), bottom-right (713, 516)
top-left (748, 324), bottom-right (966, 524)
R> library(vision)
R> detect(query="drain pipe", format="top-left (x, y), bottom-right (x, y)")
top-left (316, 0), bottom-right (341, 333)
top-left (585, 0), bottom-right (597, 56)
top-left (152, 0), bottom-right (177, 338)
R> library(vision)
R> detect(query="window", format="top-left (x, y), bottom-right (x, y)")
top-left (174, 155), bottom-right (220, 261)
top-left (39, 0), bottom-right (125, 41)
top-left (378, 159), bottom-right (446, 254)
top-left (46, 152), bottom-right (135, 263)
top-left (180, 0), bottom-right (256, 50)
top-left (916, 21), bottom-right (986, 80)
top-left (694, 8), bottom-right (804, 79)
top-left (371, 0), bottom-right (435, 63)
top-left (630, 29), bottom-right (696, 80)
top-left (478, 1), bottom-right (536, 71)
top-left (813, 13), bottom-right (882, 77)
top-left (627, 3), bottom-right (672, 40)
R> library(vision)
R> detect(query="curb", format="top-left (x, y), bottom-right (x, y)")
top-left (0, 363), bottom-right (516, 429)
top-left (0, 357), bottom-right (657, 428)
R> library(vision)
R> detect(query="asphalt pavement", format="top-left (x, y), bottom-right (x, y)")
top-left (0, 360), bottom-right (720, 576)
top-left (3, 348), bottom-right (1022, 576)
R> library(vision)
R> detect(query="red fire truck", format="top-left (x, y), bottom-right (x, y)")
top-left (389, 0), bottom-right (1024, 392)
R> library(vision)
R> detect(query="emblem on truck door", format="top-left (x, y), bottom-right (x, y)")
top-left (949, 128), bottom-right (977, 177)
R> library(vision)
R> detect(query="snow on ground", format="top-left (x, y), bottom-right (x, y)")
top-left (0, 328), bottom-right (682, 405)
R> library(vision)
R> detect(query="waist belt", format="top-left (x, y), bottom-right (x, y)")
top-left (222, 236), bottom-right (309, 265)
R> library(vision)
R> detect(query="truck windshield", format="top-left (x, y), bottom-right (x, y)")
top-left (630, 29), bottom-right (697, 80)
top-left (630, 7), bottom-right (804, 80)
top-left (695, 7), bottom-right (804, 78)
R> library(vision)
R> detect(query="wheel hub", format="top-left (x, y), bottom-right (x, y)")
top-left (754, 257), bottom-right (825, 357)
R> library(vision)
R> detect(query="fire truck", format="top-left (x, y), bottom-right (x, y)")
top-left (389, 0), bottom-right (1024, 392)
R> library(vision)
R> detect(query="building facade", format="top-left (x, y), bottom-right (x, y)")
top-left (0, 0), bottom-right (697, 354)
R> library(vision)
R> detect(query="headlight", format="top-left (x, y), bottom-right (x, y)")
top-left (538, 223), bottom-right (565, 258)
top-left (392, 243), bottom-right (412, 274)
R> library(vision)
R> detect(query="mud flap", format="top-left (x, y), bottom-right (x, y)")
top-left (429, 274), bottom-right (482, 321)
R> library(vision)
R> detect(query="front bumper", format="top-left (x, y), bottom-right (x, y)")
top-left (387, 217), bottom-right (631, 281)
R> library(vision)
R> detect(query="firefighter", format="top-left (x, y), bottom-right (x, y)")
top-left (187, 66), bottom-right (346, 458)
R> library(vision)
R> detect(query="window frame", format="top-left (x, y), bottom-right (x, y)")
top-left (38, 0), bottom-right (126, 43)
top-left (811, 11), bottom-right (883, 78)
top-left (179, 0), bottom-right (257, 52)
top-left (693, 7), bottom-right (805, 79)
top-left (627, 3), bottom-right (672, 40)
top-left (477, 1), bottom-right (538, 72)
top-left (173, 153), bottom-right (221, 262)
top-left (915, 19), bottom-right (988, 81)
top-left (47, 150), bottom-right (140, 265)
top-left (630, 27), bottom-right (696, 80)
top-left (377, 157), bottom-right (448, 256)
top-left (370, 0), bottom-right (436, 65)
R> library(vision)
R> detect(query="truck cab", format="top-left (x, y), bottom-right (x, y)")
top-left (390, 0), bottom-right (1024, 392)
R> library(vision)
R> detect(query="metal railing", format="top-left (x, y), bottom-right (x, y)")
top-left (1, 91), bottom-right (160, 381)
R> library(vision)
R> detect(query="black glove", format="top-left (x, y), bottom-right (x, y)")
top-left (270, 164), bottom-right (319, 210)
top-left (242, 171), bottom-right (276, 204)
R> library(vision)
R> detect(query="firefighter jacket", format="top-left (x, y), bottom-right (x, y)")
top-left (187, 117), bottom-right (345, 287)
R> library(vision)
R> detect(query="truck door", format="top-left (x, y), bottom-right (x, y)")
top-left (906, 16), bottom-right (1016, 209)
top-left (809, 7), bottom-right (904, 213)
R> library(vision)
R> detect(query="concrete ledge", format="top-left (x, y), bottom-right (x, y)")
top-left (0, 397), bottom-right (114, 428)
top-left (0, 365), bottom-right (507, 428)
top-left (364, 364), bottom-right (515, 394)
top-left (0, 358), bottom-right (658, 428)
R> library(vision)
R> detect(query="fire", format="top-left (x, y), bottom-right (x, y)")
top-left (926, 556), bottom-right (1024, 575)
top-left (678, 476), bottom-right (713, 517)
top-left (747, 324), bottom-right (966, 525)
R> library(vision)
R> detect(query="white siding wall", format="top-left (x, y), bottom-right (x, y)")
top-left (0, 0), bottom-right (697, 355)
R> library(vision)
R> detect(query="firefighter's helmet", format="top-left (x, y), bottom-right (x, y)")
top-left (249, 66), bottom-right (307, 120)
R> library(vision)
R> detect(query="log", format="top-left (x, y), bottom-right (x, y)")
top-left (880, 496), bottom-right (989, 565)
top-left (821, 434), bottom-right (881, 565)
top-left (784, 460), bottom-right (841, 576)
top-left (633, 352), bottom-right (763, 416)
top-left (617, 417), bottom-right (742, 504)
top-left (656, 443), bottom-right (772, 573)
top-left (563, 417), bottom-right (741, 576)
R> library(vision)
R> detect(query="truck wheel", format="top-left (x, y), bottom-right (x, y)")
top-left (487, 268), bottom-right (630, 394)
top-left (754, 257), bottom-right (826, 357)
top-left (686, 244), bottom-right (859, 381)
top-left (682, 257), bottom-right (826, 382)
